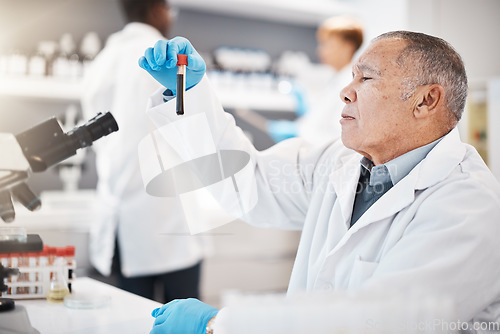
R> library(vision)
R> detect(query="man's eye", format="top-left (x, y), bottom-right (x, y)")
top-left (362, 77), bottom-right (372, 81)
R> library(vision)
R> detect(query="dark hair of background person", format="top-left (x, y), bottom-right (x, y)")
top-left (118, 0), bottom-right (171, 37)
top-left (119, 0), bottom-right (168, 22)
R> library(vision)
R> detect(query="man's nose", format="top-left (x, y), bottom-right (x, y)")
top-left (340, 83), bottom-right (356, 104)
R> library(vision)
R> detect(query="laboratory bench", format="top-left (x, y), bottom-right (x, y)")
top-left (17, 277), bottom-right (162, 334)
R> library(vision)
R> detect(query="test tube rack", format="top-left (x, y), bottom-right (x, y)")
top-left (0, 247), bottom-right (76, 300)
top-left (2, 264), bottom-right (75, 300)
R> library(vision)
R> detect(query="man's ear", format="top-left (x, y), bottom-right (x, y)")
top-left (413, 84), bottom-right (445, 119)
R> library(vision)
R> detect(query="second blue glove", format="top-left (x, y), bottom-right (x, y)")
top-left (139, 37), bottom-right (206, 95)
top-left (267, 119), bottom-right (298, 143)
top-left (150, 298), bottom-right (219, 334)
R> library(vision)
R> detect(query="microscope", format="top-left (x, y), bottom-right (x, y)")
top-left (0, 111), bottom-right (118, 333)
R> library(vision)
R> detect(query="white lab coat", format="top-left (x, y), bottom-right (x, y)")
top-left (296, 65), bottom-right (352, 144)
top-left (81, 23), bottom-right (206, 277)
top-left (146, 77), bottom-right (500, 326)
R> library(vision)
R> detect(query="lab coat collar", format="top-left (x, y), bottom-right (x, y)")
top-left (414, 128), bottom-right (465, 190)
top-left (104, 22), bottom-right (163, 48)
top-left (329, 153), bottom-right (363, 226)
top-left (329, 127), bottom-right (466, 232)
top-left (122, 22), bottom-right (163, 37)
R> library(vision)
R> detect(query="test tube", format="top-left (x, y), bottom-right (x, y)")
top-left (47, 246), bottom-right (56, 265)
top-left (65, 246), bottom-right (75, 293)
top-left (176, 54), bottom-right (188, 115)
top-left (10, 253), bottom-right (18, 284)
top-left (0, 253), bottom-right (8, 267)
top-left (1, 253), bottom-right (10, 295)
top-left (28, 252), bottom-right (37, 294)
top-left (18, 252), bottom-right (28, 294)
top-left (0, 253), bottom-right (8, 286)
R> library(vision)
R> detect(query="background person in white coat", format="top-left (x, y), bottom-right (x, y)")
top-left (267, 16), bottom-right (364, 144)
top-left (81, 0), bottom-right (207, 302)
top-left (139, 31), bottom-right (500, 333)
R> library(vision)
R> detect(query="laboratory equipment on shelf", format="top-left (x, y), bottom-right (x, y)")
top-left (52, 33), bottom-right (81, 80)
top-left (0, 111), bottom-right (119, 222)
top-left (213, 46), bottom-right (271, 73)
top-left (80, 31), bottom-right (102, 62)
top-left (204, 46), bottom-right (307, 114)
top-left (0, 31), bottom-right (102, 80)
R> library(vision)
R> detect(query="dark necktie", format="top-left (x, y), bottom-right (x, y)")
top-left (350, 166), bottom-right (393, 227)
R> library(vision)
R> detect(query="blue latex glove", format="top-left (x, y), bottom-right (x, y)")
top-left (150, 298), bottom-right (219, 334)
top-left (139, 37), bottom-right (206, 95)
top-left (290, 82), bottom-right (308, 117)
top-left (267, 119), bottom-right (298, 143)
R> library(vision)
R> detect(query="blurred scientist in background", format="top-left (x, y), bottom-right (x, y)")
top-left (81, 0), bottom-right (207, 302)
top-left (269, 16), bottom-right (364, 144)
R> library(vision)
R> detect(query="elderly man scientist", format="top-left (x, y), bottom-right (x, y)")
top-left (138, 31), bottom-right (500, 333)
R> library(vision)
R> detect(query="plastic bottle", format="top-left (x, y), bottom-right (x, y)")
top-left (28, 52), bottom-right (47, 77)
top-left (8, 51), bottom-right (28, 76)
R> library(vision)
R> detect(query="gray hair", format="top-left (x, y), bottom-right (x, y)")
top-left (374, 31), bottom-right (468, 123)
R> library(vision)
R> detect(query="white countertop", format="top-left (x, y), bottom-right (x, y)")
top-left (17, 277), bottom-right (162, 334)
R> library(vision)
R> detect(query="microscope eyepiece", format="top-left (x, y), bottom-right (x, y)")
top-left (66, 112), bottom-right (120, 149)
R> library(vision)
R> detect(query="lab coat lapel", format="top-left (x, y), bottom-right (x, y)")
top-left (414, 128), bottom-right (465, 190)
top-left (328, 154), bottom-right (362, 228)
top-left (348, 171), bottom-right (416, 233)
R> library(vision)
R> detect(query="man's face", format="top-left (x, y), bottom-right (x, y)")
top-left (339, 38), bottom-right (416, 164)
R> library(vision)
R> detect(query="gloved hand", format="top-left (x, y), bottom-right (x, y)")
top-left (150, 298), bottom-right (219, 334)
top-left (267, 119), bottom-right (298, 143)
top-left (139, 37), bottom-right (206, 95)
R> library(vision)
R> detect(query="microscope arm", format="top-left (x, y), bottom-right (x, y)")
top-left (0, 133), bottom-right (40, 222)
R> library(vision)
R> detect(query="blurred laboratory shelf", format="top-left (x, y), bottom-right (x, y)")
top-left (214, 86), bottom-right (296, 113)
top-left (170, 0), bottom-right (355, 26)
top-left (0, 76), bottom-right (82, 101)
top-left (17, 277), bottom-right (161, 334)
top-left (0, 76), bottom-right (297, 113)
